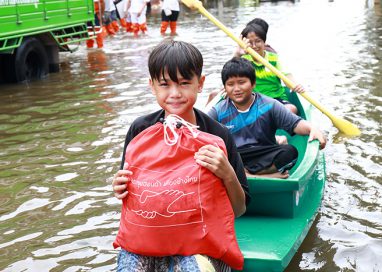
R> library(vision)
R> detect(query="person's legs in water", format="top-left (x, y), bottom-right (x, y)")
top-left (160, 10), bottom-right (169, 35)
top-left (169, 11), bottom-right (179, 35)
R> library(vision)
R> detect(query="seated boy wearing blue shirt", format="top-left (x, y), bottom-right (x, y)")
top-left (208, 57), bottom-right (326, 179)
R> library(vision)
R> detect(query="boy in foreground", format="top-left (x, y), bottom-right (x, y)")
top-left (208, 57), bottom-right (326, 179)
top-left (112, 40), bottom-right (250, 271)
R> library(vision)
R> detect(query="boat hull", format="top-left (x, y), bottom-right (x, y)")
top-left (234, 153), bottom-right (325, 271)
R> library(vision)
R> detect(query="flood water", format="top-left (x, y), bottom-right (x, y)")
top-left (0, 0), bottom-right (381, 271)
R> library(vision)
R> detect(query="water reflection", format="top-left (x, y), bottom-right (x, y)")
top-left (0, 0), bottom-right (381, 271)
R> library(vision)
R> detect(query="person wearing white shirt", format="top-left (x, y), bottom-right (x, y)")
top-left (104, 0), bottom-right (120, 34)
top-left (160, 0), bottom-right (180, 35)
top-left (127, 0), bottom-right (149, 36)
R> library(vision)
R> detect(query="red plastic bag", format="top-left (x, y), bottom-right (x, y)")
top-left (113, 115), bottom-right (243, 270)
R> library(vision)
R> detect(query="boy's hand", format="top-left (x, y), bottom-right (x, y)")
top-left (276, 135), bottom-right (288, 145)
top-left (308, 126), bottom-right (327, 149)
top-left (292, 84), bottom-right (305, 93)
top-left (195, 144), bottom-right (246, 217)
top-left (112, 163), bottom-right (133, 199)
top-left (194, 144), bottom-right (234, 181)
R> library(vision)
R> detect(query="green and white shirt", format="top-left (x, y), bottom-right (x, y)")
top-left (242, 51), bottom-right (289, 101)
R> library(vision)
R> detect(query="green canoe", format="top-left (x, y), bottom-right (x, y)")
top-left (233, 91), bottom-right (326, 271)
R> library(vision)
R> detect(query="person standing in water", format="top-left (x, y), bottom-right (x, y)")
top-left (160, 0), bottom-right (180, 35)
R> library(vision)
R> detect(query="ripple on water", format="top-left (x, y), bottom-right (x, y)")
top-left (54, 173), bottom-right (79, 182)
top-left (0, 199), bottom-right (50, 222)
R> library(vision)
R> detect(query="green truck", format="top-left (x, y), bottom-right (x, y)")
top-left (0, 0), bottom-right (95, 83)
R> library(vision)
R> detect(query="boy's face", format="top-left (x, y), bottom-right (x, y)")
top-left (224, 76), bottom-right (255, 110)
top-left (150, 70), bottom-right (205, 120)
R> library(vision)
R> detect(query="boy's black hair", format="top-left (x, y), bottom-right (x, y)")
top-left (241, 24), bottom-right (267, 42)
top-left (148, 39), bottom-right (203, 83)
top-left (246, 18), bottom-right (269, 34)
top-left (221, 57), bottom-right (256, 86)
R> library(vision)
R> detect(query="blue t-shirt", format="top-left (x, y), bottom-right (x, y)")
top-left (208, 93), bottom-right (302, 148)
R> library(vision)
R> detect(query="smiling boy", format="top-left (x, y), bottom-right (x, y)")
top-left (208, 57), bottom-right (326, 179)
top-left (112, 40), bottom-right (250, 271)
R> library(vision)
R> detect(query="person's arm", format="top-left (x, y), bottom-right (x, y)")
top-left (125, 0), bottom-right (131, 15)
top-left (206, 106), bottom-right (218, 120)
top-left (138, 1), bottom-right (147, 16)
top-left (112, 120), bottom-right (142, 199)
top-left (233, 35), bottom-right (251, 58)
top-left (276, 55), bottom-right (305, 94)
top-left (293, 120), bottom-right (327, 149)
top-left (285, 73), bottom-right (305, 93)
top-left (194, 144), bottom-right (246, 217)
top-left (112, 126), bottom-right (136, 200)
top-left (100, 0), bottom-right (105, 13)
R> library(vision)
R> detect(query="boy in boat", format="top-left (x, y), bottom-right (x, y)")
top-left (207, 18), bottom-right (279, 106)
top-left (112, 40), bottom-right (250, 271)
top-left (208, 57), bottom-right (326, 179)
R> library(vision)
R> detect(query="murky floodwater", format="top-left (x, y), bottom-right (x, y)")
top-left (1, 0), bottom-right (381, 271)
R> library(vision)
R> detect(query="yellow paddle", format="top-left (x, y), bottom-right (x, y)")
top-left (181, 0), bottom-right (361, 136)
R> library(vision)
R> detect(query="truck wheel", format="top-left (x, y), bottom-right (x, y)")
top-left (1, 54), bottom-right (16, 83)
top-left (0, 55), bottom-right (7, 83)
top-left (13, 38), bottom-right (49, 82)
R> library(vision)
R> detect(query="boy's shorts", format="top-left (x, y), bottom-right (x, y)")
top-left (238, 144), bottom-right (298, 174)
top-left (117, 249), bottom-right (231, 272)
top-left (161, 10), bottom-right (180, 22)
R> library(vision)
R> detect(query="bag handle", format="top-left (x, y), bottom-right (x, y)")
top-left (163, 114), bottom-right (200, 146)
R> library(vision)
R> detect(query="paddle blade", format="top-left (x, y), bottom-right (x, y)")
top-left (332, 117), bottom-right (361, 136)
top-left (300, 93), bottom-right (361, 136)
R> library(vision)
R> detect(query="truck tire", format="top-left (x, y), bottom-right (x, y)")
top-left (0, 55), bottom-right (7, 83)
top-left (11, 38), bottom-right (49, 83)
top-left (1, 54), bottom-right (16, 83)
